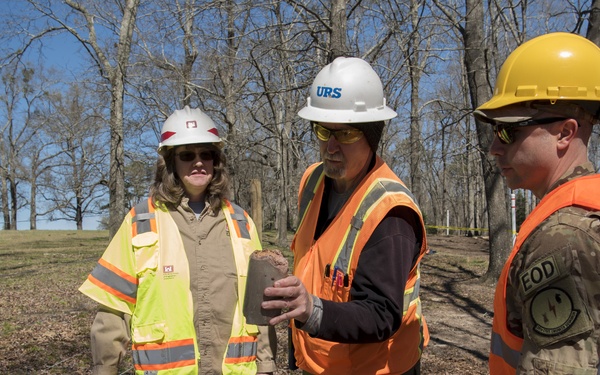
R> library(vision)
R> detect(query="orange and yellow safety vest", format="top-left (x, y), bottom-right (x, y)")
top-left (291, 157), bottom-right (429, 374)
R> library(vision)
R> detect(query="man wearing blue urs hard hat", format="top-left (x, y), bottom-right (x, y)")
top-left (473, 32), bottom-right (600, 375)
top-left (262, 57), bottom-right (429, 375)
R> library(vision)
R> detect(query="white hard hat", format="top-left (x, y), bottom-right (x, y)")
top-left (298, 57), bottom-right (397, 123)
top-left (157, 106), bottom-right (224, 154)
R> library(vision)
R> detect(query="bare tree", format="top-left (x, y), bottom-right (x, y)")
top-left (40, 84), bottom-right (108, 230)
top-left (179, 0), bottom-right (199, 107)
top-left (24, 0), bottom-right (140, 237)
top-left (430, 0), bottom-right (512, 281)
top-left (465, 0), bottom-right (513, 281)
top-left (0, 62), bottom-right (47, 230)
top-left (380, 0), bottom-right (431, 208)
top-left (406, 0), bottom-right (426, 206)
top-left (587, 0), bottom-right (600, 44)
top-left (0, 67), bottom-right (25, 230)
top-left (218, 0), bottom-right (247, 201)
top-left (330, 0), bottom-right (350, 59)
top-left (3, 0), bottom-right (596, 238)
top-left (244, 1), bottom-right (313, 245)
top-left (23, 128), bottom-right (64, 230)
top-left (132, 0), bottom-right (201, 110)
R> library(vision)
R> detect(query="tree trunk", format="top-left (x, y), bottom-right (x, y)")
top-left (223, 0), bottom-right (240, 201)
top-left (408, 0), bottom-right (424, 206)
top-left (9, 177), bottom-right (17, 230)
top-left (1, 169), bottom-right (10, 230)
top-left (463, 0), bottom-right (512, 282)
top-left (76, 194), bottom-right (83, 231)
top-left (409, 89), bottom-right (423, 204)
top-left (105, 0), bottom-right (140, 238)
top-left (250, 179), bottom-right (263, 241)
top-left (587, 0), bottom-right (600, 45)
top-left (181, 0), bottom-right (198, 107)
top-left (29, 173), bottom-right (36, 230)
top-left (108, 79), bottom-right (127, 237)
top-left (276, 134), bottom-right (289, 247)
top-left (330, 0), bottom-right (348, 60)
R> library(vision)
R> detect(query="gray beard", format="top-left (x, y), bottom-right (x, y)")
top-left (323, 160), bottom-right (345, 180)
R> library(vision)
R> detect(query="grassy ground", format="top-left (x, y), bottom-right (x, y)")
top-left (0, 230), bottom-right (295, 374)
top-left (0, 230), bottom-right (492, 374)
top-left (0, 230), bottom-right (112, 374)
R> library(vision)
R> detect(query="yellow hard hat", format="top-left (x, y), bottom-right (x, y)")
top-left (477, 32), bottom-right (600, 113)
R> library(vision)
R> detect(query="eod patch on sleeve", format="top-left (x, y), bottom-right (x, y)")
top-left (519, 254), bottom-right (593, 347)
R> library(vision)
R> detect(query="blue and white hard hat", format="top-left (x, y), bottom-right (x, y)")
top-left (298, 57), bottom-right (397, 123)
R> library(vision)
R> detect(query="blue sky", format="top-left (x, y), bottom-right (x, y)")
top-left (14, 212), bottom-right (103, 230)
top-left (9, 32), bottom-right (101, 230)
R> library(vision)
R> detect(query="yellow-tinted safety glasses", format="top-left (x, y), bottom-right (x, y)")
top-left (312, 123), bottom-right (363, 144)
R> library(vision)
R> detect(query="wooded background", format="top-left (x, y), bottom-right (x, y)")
top-left (1, 0), bottom-right (599, 280)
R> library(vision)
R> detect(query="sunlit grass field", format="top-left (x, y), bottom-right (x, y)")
top-left (0, 229), bottom-right (295, 374)
top-left (0, 230), bottom-right (117, 374)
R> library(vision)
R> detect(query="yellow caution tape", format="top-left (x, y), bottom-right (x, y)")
top-left (425, 225), bottom-right (489, 232)
top-left (426, 225), bottom-right (518, 235)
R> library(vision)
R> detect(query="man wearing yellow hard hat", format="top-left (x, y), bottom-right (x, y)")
top-left (474, 32), bottom-right (600, 375)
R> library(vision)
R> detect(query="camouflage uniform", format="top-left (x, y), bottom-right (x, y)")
top-left (505, 162), bottom-right (600, 374)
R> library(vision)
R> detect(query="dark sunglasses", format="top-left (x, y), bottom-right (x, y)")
top-left (176, 150), bottom-right (215, 162)
top-left (492, 117), bottom-right (567, 144)
top-left (312, 123), bottom-right (363, 144)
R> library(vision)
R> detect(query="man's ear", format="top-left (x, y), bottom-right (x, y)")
top-left (556, 119), bottom-right (578, 150)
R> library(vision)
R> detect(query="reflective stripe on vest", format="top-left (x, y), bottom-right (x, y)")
top-left (490, 174), bottom-right (600, 375)
top-left (490, 331), bottom-right (520, 371)
top-left (297, 163), bottom-right (325, 229)
top-left (132, 338), bottom-right (196, 371)
top-left (86, 198), bottom-right (155, 307)
top-left (332, 178), bottom-right (419, 274)
top-left (87, 196), bottom-right (149, 304)
top-left (87, 197), bottom-right (156, 305)
top-left (223, 336), bottom-right (258, 364)
top-left (131, 198), bottom-right (156, 236)
top-left (88, 258), bottom-right (138, 304)
top-left (404, 272), bottom-right (421, 315)
top-left (300, 166), bottom-right (423, 315)
top-left (225, 200), bottom-right (251, 240)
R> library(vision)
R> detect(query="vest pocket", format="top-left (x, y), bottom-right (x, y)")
top-left (319, 275), bottom-right (351, 302)
top-left (132, 231), bottom-right (159, 274)
top-left (132, 321), bottom-right (166, 343)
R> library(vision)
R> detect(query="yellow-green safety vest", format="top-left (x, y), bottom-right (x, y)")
top-left (79, 198), bottom-right (261, 374)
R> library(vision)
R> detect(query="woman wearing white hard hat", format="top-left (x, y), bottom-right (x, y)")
top-left (80, 106), bottom-right (277, 375)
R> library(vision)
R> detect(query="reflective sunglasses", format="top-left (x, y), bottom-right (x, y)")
top-left (312, 123), bottom-right (363, 144)
top-left (176, 150), bottom-right (215, 162)
top-left (492, 117), bottom-right (567, 144)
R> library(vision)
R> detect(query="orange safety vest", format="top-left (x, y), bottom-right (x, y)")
top-left (291, 157), bottom-right (429, 375)
top-left (489, 174), bottom-right (600, 375)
